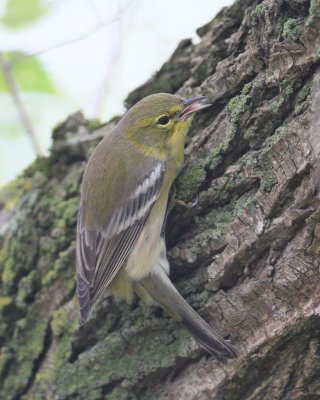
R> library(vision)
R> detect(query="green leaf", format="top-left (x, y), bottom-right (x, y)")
top-left (0, 0), bottom-right (48, 29)
top-left (0, 52), bottom-right (57, 94)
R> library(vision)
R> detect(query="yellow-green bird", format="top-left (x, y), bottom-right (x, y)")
top-left (76, 93), bottom-right (237, 359)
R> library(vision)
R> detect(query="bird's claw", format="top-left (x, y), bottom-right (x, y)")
top-left (174, 193), bottom-right (199, 208)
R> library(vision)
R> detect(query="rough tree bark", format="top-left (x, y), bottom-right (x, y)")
top-left (1, 0), bottom-right (320, 399)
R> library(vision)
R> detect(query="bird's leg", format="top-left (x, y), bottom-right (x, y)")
top-left (161, 186), bottom-right (199, 237)
top-left (169, 184), bottom-right (199, 209)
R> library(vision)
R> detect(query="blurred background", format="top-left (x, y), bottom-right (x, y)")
top-left (0, 0), bottom-right (232, 186)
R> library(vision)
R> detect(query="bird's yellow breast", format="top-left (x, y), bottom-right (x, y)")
top-left (124, 119), bottom-right (191, 280)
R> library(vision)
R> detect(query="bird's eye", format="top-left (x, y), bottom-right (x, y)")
top-left (157, 115), bottom-right (170, 125)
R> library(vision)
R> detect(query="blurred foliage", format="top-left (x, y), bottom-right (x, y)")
top-left (0, 52), bottom-right (57, 93)
top-left (0, 0), bottom-right (48, 29)
top-left (0, 0), bottom-right (60, 183)
top-left (0, 114), bottom-right (24, 139)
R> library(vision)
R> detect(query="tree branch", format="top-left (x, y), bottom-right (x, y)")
top-left (0, 51), bottom-right (42, 155)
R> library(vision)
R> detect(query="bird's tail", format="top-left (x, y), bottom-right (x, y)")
top-left (139, 268), bottom-right (237, 359)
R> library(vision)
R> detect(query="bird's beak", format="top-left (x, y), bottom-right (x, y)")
top-left (178, 96), bottom-right (211, 120)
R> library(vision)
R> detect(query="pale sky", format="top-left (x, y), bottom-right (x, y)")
top-left (0, 0), bottom-right (233, 185)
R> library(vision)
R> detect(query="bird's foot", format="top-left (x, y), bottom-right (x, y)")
top-left (174, 194), bottom-right (199, 209)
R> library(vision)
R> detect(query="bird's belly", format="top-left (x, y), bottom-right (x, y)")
top-left (125, 206), bottom-right (165, 280)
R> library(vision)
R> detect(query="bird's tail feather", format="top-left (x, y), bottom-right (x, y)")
top-left (139, 268), bottom-right (237, 359)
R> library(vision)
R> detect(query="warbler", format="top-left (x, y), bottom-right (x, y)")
top-left (76, 93), bottom-right (237, 359)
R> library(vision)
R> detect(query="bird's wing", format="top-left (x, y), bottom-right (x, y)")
top-left (76, 161), bottom-right (165, 324)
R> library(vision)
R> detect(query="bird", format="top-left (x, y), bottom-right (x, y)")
top-left (76, 93), bottom-right (237, 359)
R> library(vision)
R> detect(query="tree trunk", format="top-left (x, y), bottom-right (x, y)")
top-left (1, 0), bottom-right (320, 399)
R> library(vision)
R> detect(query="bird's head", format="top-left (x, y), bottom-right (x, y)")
top-left (118, 93), bottom-right (211, 157)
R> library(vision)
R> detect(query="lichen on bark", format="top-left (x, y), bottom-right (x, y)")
top-left (1, 0), bottom-right (320, 399)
